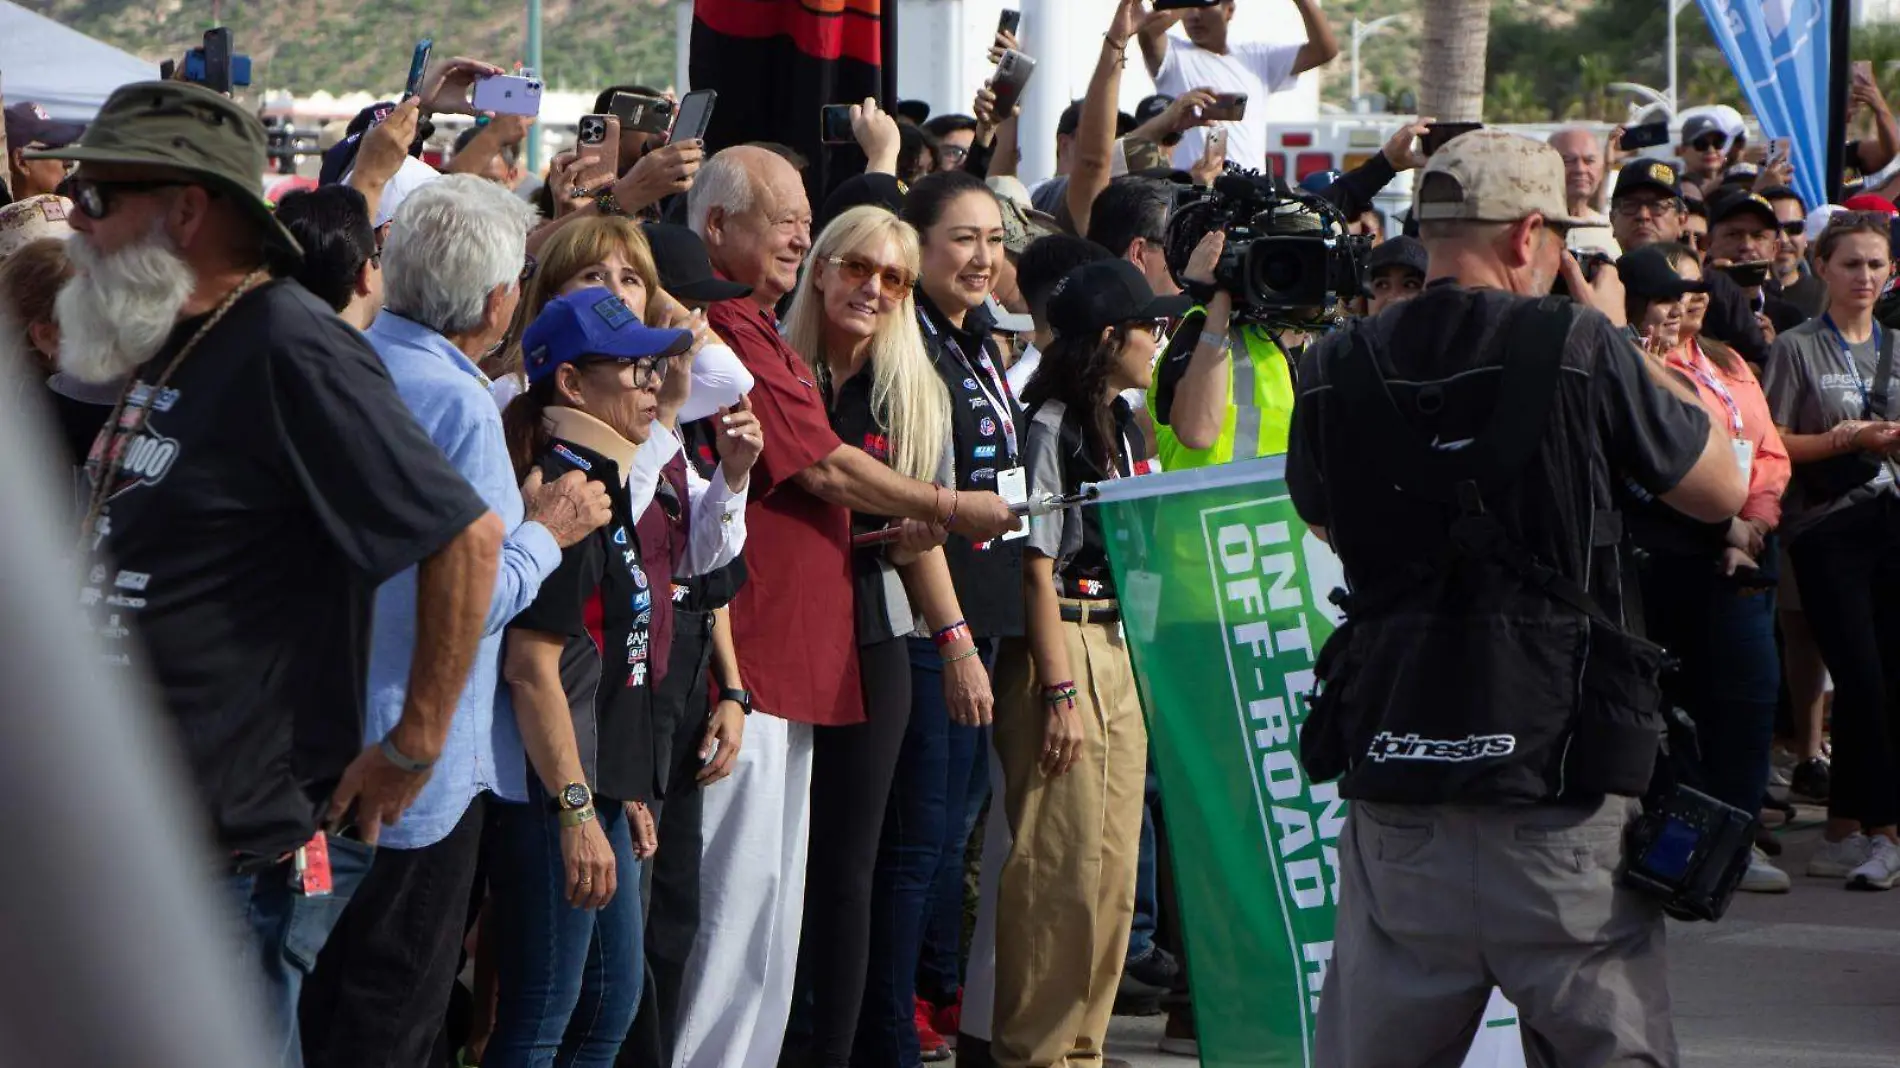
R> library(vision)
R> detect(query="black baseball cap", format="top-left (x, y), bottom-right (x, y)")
top-left (1706, 190), bottom-right (1780, 230)
top-left (897, 99), bottom-right (932, 126)
top-left (1046, 259), bottom-right (1191, 340)
top-left (1758, 184), bottom-right (1805, 209)
top-left (1612, 158), bottom-right (1683, 201)
top-left (4, 102), bottom-right (84, 149)
top-left (1364, 236), bottom-right (1427, 280)
top-left (1616, 245), bottom-right (1708, 301)
top-left (641, 222), bottom-right (753, 303)
top-left (1135, 94), bottom-right (1174, 126)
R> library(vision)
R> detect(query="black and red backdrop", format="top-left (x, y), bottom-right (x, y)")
top-left (690, 0), bottom-right (897, 204)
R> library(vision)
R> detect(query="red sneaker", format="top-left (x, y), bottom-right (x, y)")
top-left (930, 994), bottom-right (962, 1047)
top-left (915, 996), bottom-right (952, 1062)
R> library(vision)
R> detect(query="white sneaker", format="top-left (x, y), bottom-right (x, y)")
top-left (1808, 832), bottom-right (1872, 879)
top-left (1739, 847), bottom-right (1791, 893)
top-left (1848, 837), bottom-right (1900, 891)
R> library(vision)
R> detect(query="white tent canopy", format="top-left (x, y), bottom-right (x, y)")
top-left (0, 1), bottom-right (155, 121)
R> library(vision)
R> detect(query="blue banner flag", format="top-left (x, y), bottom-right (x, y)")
top-left (1695, 0), bottom-right (1831, 208)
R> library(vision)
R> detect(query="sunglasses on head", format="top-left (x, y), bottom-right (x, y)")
top-left (826, 255), bottom-right (915, 300)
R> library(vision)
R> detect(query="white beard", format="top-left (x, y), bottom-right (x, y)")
top-left (56, 222), bottom-right (195, 385)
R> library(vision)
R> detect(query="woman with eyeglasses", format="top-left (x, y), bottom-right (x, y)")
top-left (775, 204), bottom-right (971, 1068)
top-left (1762, 212), bottom-right (1900, 892)
top-left (1618, 243), bottom-right (1793, 893)
top-left (490, 288), bottom-right (694, 1067)
top-left (989, 258), bottom-right (1186, 1068)
top-left (849, 172), bottom-right (1027, 1066)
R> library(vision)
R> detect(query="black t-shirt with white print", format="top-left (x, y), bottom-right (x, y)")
top-left (78, 280), bottom-right (490, 861)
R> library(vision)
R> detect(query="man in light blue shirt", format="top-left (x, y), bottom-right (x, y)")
top-left (300, 174), bottom-right (614, 1068)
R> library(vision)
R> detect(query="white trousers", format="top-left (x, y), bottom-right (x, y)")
top-left (958, 741), bottom-right (1012, 1043)
top-left (673, 715), bottom-right (814, 1068)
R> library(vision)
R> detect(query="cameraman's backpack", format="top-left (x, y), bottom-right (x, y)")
top-left (1300, 297), bottom-right (1667, 805)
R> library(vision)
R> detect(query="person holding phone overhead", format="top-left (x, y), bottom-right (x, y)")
top-left (1762, 212), bottom-right (1900, 893)
top-left (1138, 0), bottom-right (1340, 174)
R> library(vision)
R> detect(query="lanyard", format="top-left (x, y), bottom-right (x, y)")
top-left (1667, 343), bottom-right (1744, 436)
top-left (1822, 314), bottom-right (1884, 417)
top-left (919, 308), bottom-right (1019, 461)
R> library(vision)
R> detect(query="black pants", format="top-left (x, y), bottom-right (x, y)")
top-left (1790, 496), bottom-right (1900, 827)
top-left (621, 608), bottom-right (718, 1068)
top-left (299, 793), bottom-right (488, 1068)
top-left (788, 635), bottom-right (913, 1068)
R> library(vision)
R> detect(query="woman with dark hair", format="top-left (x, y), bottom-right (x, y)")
top-left (489, 287), bottom-right (697, 1067)
top-left (1763, 212), bottom-right (1900, 891)
top-left (849, 172), bottom-right (1023, 1067)
top-left (1618, 242), bottom-right (1793, 893)
top-left (990, 258), bottom-right (1187, 1068)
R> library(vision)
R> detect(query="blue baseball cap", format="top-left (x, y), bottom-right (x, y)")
top-left (521, 287), bottom-right (694, 385)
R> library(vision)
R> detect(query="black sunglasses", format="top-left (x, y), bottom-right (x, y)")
top-left (1691, 134), bottom-right (1728, 152)
top-left (1779, 221), bottom-right (1805, 237)
top-left (59, 176), bottom-right (197, 220)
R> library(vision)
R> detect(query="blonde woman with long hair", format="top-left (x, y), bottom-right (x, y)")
top-left (779, 204), bottom-right (991, 1068)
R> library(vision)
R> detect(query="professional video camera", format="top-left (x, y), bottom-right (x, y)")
top-left (1161, 168), bottom-right (1369, 326)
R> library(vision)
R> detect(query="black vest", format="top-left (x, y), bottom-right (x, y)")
top-left (1300, 297), bottom-right (1664, 805)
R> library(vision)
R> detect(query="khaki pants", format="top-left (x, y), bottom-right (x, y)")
top-left (990, 609), bottom-right (1147, 1068)
top-left (1315, 797), bottom-right (1676, 1068)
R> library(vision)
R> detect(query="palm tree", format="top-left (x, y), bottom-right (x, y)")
top-left (1419, 0), bottom-right (1490, 121)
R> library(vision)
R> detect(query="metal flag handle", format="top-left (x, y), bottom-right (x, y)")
top-left (849, 487), bottom-right (1103, 549)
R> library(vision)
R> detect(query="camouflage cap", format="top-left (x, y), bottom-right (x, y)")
top-left (1414, 129), bottom-right (1591, 229)
top-left (28, 81), bottom-right (302, 267)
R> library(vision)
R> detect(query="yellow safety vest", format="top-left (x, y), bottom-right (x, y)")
top-left (1151, 319), bottom-right (1296, 469)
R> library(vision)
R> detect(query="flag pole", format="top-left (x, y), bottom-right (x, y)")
top-left (1828, 0), bottom-right (1850, 205)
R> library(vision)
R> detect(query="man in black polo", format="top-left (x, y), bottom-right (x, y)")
top-left (40, 82), bottom-right (502, 1063)
top-left (1289, 130), bottom-right (1745, 1066)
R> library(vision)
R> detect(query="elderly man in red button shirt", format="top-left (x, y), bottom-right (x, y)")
top-left (674, 144), bottom-right (1017, 1068)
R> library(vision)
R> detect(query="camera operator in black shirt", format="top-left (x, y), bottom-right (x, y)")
top-left (1287, 130), bottom-right (1745, 1067)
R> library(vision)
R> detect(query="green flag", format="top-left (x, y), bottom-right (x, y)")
top-left (1097, 457), bottom-right (1523, 1068)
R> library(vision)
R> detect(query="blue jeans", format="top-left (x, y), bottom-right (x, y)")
top-left (1644, 554), bottom-right (1781, 815)
top-left (1126, 764), bottom-right (1161, 964)
top-left (855, 637), bottom-right (993, 1068)
top-left (488, 792), bottom-right (643, 1068)
top-left (224, 834), bottom-right (374, 1068)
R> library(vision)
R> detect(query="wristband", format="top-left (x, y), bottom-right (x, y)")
top-left (594, 188), bottom-right (625, 217)
top-left (379, 734), bottom-right (434, 772)
top-left (557, 805), bottom-right (598, 828)
top-left (933, 621), bottom-right (972, 648)
top-left (945, 489), bottom-right (959, 531)
top-left (943, 647), bottom-right (981, 665)
top-left (1043, 686), bottom-right (1079, 709)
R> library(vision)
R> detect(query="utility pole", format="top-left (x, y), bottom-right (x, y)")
top-left (526, 0), bottom-right (543, 171)
top-left (1350, 15), bottom-right (1403, 107)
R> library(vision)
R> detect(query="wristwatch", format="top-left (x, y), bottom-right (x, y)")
top-left (548, 781), bottom-right (593, 813)
top-left (719, 687), bottom-right (753, 714)
top-left (594, 187), bottom-right (625, 217)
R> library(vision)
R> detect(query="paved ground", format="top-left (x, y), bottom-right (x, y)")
top-left (1094, 804), bottom-right (1900, 1068)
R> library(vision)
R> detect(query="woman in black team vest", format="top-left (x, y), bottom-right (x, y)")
top-left (490, 288), bottom-right (693, 1067)
top-left (777, 202), bottom-right (988, 1068)
top-left (1762, 212), bottom-right (1900, 891)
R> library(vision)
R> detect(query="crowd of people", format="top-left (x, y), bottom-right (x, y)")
top-left (4, 0), bottom-right (1900, 1065)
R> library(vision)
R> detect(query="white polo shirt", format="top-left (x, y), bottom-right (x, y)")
top-left (1152, 35), bottom-right (1301, 174)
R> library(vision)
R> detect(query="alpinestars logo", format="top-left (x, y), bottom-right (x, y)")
top-left (1367, 732), bottom-right (1517, 763)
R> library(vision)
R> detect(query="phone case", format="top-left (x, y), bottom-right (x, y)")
top-left (472, 76), bottom-right (544, 117)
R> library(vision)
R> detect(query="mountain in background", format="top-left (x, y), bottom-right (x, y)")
top-left (18, 0), bottom-right (681, 98)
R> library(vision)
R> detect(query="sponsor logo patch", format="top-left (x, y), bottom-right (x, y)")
top-left (1366, 731), bottom-right (1518, 764)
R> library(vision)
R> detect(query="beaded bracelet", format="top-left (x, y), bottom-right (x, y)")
top-left (943, 647), bottom-right (982, 665)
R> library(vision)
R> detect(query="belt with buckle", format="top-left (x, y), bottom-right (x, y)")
top-left (1058, 600), bottom-right (1120, 624)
